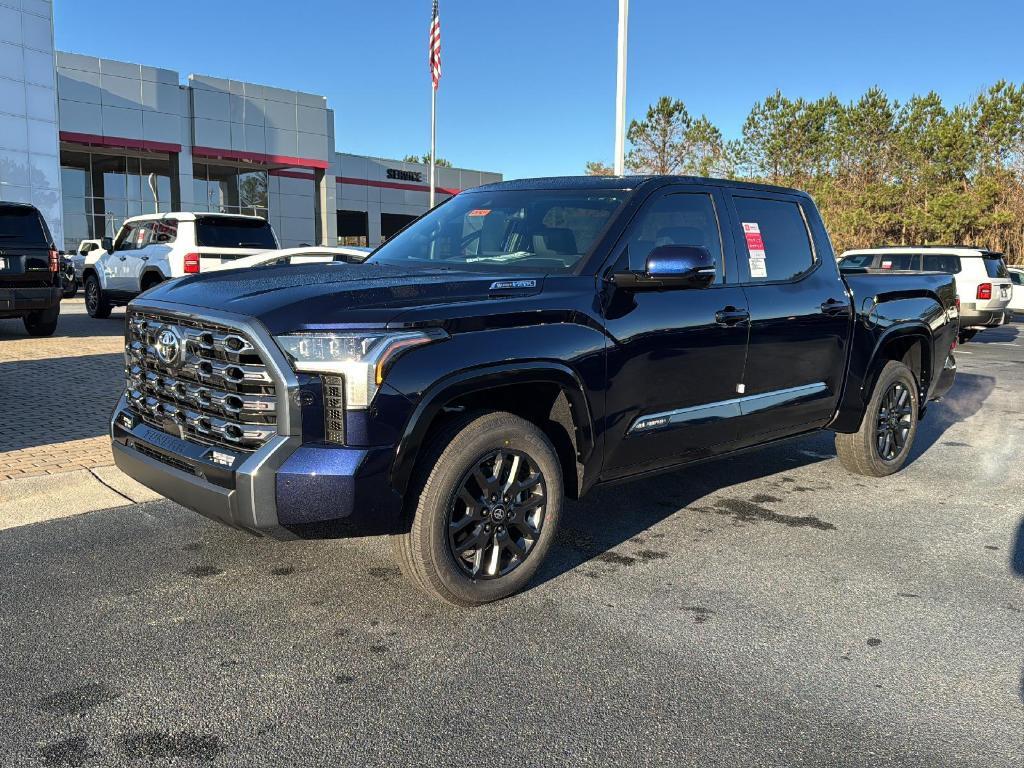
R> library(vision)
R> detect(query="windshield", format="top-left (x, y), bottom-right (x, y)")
top-left (195, 216), bottom-right (278, 249)
top-left (368, 190), bottom-right (629, 273)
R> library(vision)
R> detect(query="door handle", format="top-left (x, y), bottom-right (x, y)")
top-left (118, 256), bottom-right (126, 261)
top-left (140, 255), bottom-right (149, 261)
top-left (820, 298), bottom-right (850, 316)
top-left (715, 306), bottom-right (750, 326)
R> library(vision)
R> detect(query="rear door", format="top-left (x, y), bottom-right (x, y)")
top-left (724, 192), bottom-right (851, 443)
top-left (0, 206), bottom-right (54, 291)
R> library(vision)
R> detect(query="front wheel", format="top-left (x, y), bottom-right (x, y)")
top-left (391, 411), bottom-right (563, 606)
top-left (84, 274), bottom-right (111, 319)
top-left (835, 360), bottom-right (919, 477)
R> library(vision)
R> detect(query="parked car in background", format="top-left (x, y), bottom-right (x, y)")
top-left (0, 201), bottom-right (61, 336)
top-left (207, 245), bottom-right (372, 272)
top-left (59, 253), bottom-right (77, 298)
top-left (71, 238), bottom-right (104, 282)
top-left (1009, 267), bottom-right (1024, 317)
top-left (84, 212), bottom-right (279, 319)
top-left (111, 175), bottom-right (958, 606)
top-left (839, 246), bottom-right (1012, 342)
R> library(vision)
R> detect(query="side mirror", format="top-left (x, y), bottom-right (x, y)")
top-left (611, 244), bottom-right (716, 290)
top-left (101, 237), bottom-right (114, 253)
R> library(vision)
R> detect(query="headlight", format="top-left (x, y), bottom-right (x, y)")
top-left (275, 330), bottom-right (443, 408)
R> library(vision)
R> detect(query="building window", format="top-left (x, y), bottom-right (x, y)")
top-left (192, 163), bottom-right (268, 219)
top-left (381, 212), bottom-right (417, 241)
top-left (59, 148), bottom-right (175, 251)
top-left (337, 210), bottom-right (369, 246)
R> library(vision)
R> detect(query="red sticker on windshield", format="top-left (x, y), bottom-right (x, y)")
top-left (467, 209), bottom-right (491, 217)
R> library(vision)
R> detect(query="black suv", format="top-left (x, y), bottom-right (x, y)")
top-left (0, 202), bottom-right (61, 336)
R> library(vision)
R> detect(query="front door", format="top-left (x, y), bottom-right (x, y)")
top-left (601, 185), bottom-right (750, 479)
top-left (105, 222), bottom-right (138, 292)
top-left (724, 192), bottom-right (851, 443)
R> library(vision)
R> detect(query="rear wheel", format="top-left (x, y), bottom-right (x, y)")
top-left (835, 360), bottom-right (919, 477)
top-left (391, 411), bottom-right (563, 606)
top-left (84, 274), bottom-right (111, 319)
top-left (23, 304), bottom-right (59, 336)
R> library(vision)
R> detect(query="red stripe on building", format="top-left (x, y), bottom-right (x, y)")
top-left (59, 131), bottom-right (182, 154)
top-left (191, 146), bottom-right (330, 170)
top-left (336, 176), bottom-right (460, 196)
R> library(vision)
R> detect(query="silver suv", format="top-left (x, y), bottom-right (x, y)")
top-left (839, 247), bottom-right (1012, 342)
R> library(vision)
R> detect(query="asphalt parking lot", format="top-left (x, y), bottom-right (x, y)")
top-left (1, 323), bottom-right (1022, 767)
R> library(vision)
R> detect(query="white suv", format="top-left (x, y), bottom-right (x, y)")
top-left (83, 213), bottom-right (278, 319)
top-left (839, 246), bottom-right (1013, 341)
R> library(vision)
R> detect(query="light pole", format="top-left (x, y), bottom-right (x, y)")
top-left (613, 0), bottom-right (628, 176)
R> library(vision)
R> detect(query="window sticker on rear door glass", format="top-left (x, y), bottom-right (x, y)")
top-left (742, 222), bottom-right (767, 278)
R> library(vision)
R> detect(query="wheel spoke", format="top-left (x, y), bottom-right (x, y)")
top-left (516, 493), bottom-right (545, 515)
top-left (449, 513), bottom-right (477, 536)
top-left (498, 529), bottom-right (527, 559)
top-left (502, 454), bottom-right (521, 493)
top-left (453, 525), bottom-right (487, 555)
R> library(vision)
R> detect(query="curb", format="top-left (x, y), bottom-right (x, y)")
top-left (0, 466), bottom-right (162, 532)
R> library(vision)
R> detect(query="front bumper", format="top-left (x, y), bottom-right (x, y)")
top-left (0, 285), bottom-right (60, 316)
top-left (111, 399), bottom-right (404, 539)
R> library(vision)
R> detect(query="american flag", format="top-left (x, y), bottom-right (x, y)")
top-left (429, 0), bottom-right (441, 90)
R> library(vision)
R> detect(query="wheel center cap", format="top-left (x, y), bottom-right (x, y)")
top-left (490, 505), bottom-right (507, 523)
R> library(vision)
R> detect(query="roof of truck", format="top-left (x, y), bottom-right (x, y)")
top-left (472, 175), bottom-right (813, 197)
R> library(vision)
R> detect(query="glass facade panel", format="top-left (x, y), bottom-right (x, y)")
top-left (58, 147), bottom-right (180, 250)
top-left (192, 162), bottom-right (268, 219)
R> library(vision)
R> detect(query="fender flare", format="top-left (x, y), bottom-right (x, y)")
top-left (139, 267), bottom-right (167, 290)
top-left (389, 361), bottom-right (596, 497)
top-left (864, 322), bottom-right (933, 401)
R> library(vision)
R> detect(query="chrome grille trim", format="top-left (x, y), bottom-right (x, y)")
top-left (124, 308), bottom-right (279, 452)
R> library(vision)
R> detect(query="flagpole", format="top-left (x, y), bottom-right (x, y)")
top-left (430, 85), bottom-right (436, 208)
top-left (613, 0), bottom-right (628, 175)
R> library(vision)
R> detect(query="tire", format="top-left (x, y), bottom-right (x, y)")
top-left (390, 411), bottom-right (563, 606)
top-left (958, 329), bottom-right (977, 344)
top-left (23, 304), bottom-right (60, 336)
top-left (62, 279), bottom-right (78, 299)
top-left (84, 274), bottom-right (111, 319)
top-left (835, 360), bottom-right (919, 477)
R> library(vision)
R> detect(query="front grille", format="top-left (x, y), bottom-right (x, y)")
top-left (124, 309), bottom-right (277, 452)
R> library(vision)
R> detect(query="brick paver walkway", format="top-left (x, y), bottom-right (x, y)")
top-left (0, 300), bottom-right (126, 480)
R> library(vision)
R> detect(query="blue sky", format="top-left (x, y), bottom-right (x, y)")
top-left (55, 0), bottom-right (1024, 180)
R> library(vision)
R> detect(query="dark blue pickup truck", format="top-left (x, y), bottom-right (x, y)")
top-left (111, 176), bottom-right (958, 605)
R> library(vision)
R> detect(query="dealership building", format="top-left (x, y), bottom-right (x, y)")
top-left (0, 2), bottom-right (501, 252)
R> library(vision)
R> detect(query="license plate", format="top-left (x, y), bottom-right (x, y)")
top-left (0, 258), bottom-right (6, 270)
top-left (1001, 285), bottom-right (1010, 298)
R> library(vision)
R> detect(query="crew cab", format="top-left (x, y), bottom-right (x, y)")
top-left (110, 176), bottom-right (958, 605)
top-left (0, 201), bottom-right (61, 336)
top-left (84, 212), bottom-right (278, 319)
top-left (839, 246), bottom-right (1012, 342)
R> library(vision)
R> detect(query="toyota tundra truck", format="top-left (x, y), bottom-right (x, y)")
top-left (110, 176), bottom-right (958, 605)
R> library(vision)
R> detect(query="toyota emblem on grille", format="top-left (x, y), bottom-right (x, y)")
top-left (154, 326), bottom-right (183, 366)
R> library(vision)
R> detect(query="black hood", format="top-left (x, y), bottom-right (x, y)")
top-left (144, 262), bottom-right (543, 334)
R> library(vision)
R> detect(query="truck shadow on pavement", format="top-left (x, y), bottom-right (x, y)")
top-left (534, 370), bottom-right (995, 590)
top-left (0, 306), bottom-right (125, 341)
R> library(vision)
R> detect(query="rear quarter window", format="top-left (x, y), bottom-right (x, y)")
top-left (921, 254), bottom-right (960, 273)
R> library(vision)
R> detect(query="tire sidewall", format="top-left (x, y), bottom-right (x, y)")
top-left (85, 275), bottom-right (103, 317)
top-left (417, 414), bottom-right (562, 605)
top-left (867, 362), bottom-right (919, 475)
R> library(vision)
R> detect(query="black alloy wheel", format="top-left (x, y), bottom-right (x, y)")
top-left (447, 448), bottom-right (547, 579)
top-left (875, 381), bottom-right (913, 461)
